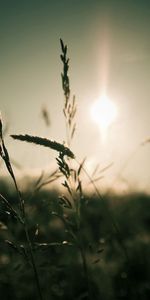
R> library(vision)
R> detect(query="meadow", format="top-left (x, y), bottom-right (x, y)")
top-left (0, 40), bottom-right (150, 300)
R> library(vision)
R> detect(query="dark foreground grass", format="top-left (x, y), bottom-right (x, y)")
top-left (0, 182), bottom-right (150, 300)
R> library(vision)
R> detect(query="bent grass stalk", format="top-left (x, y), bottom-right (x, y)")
top-left (11, 134), bottom-right (75, 159)
top-left (0, 118), bottom-right (43, 300)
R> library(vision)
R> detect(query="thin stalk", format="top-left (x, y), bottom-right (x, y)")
top-left (65, 118), bottom-right (70, 147)
top-left (14, 185), bottom-right (43, 300)
top-left (24, 222), bottom-right (43, 300)
top-left (0, 193), bottom-right (24, 225)
top-left (9, 173), bottom-right (43, 300)
top-left (78, 242), bottom-right (92, 300)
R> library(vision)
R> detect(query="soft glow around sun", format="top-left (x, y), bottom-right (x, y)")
top-left (91, 95), bottom-right (118, 141)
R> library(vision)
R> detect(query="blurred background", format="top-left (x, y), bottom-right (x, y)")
top-left (0, 0), bottom-right (150, 192)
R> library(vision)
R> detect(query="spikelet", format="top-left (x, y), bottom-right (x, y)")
top-left (11, 134), bottom-right (75, 159)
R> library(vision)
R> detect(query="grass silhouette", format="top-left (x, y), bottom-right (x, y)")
top-left (0, 40), bottom-right (149, 300)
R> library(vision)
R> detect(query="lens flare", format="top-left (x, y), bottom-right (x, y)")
top-left (91, 94), bottom-right (117, 142)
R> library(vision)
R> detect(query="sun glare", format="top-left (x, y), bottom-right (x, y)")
top-left (91, 95), bottom-right (118, 142)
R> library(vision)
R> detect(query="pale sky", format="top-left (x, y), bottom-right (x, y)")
top-left (1, 0), bottom-right (150, 192)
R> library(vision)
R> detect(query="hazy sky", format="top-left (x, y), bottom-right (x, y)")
top-left (1, 0), bottom-right (150, 192)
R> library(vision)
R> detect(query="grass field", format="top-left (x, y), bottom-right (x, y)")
top-left (0, 181), bottom-right (150, 299)
top-left (0, 40), bottom-right (150, 300)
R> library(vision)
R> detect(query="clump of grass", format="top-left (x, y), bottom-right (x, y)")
top-left (55, 39), bottom-right (99, 299)
top-left (0, 116), bottom-right (43, 300)
top-left (8, 39), bottom-right (94, 300)
top-left (0, 39), bottom-right (133, 300)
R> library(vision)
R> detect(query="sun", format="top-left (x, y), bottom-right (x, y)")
top-left (91, 94), bottom-right (118, 141)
